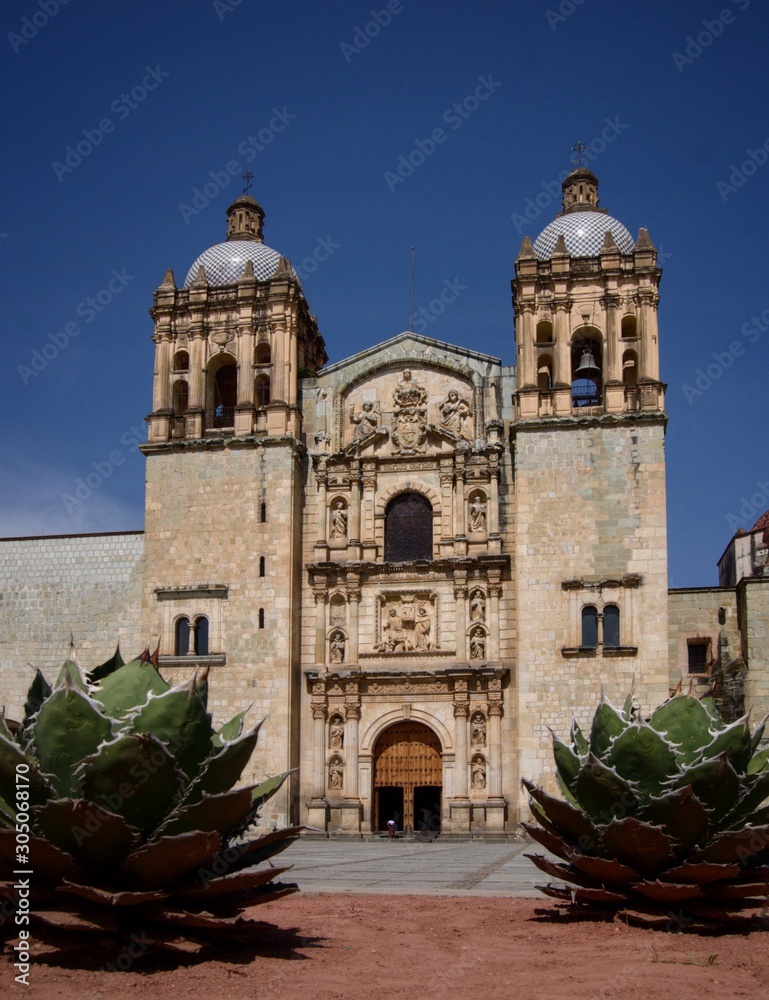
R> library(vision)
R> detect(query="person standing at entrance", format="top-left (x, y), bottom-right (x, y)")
top-left (387, 818), bottom-right (397, 839)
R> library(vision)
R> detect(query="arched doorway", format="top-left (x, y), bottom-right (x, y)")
top-left (373, 721), bottom-right (442, 833)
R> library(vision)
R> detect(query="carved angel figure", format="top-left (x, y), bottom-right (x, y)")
top-left (439, 390), bottom-right (473, 440)
top-left (350, 400), bottom-right (379, 439)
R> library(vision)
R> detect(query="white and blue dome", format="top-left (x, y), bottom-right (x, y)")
top-left (183, 240), bottom-right (286, 287)
top-left (533, 211), bottom-right (634, 260)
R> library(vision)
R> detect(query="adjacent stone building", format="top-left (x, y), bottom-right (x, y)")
top-left (2, 168), bottom-right (767, 836)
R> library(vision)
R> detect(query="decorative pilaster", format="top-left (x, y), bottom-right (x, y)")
top-left (311, 703), bottom-right (327, 800)
top-left (485, 700), bottom-right (506, 832)
top-left (453, 700), bottom-right (470, 799)
top-left (313, 585), bottom-right (328, 665)
top-left (344, 703), bottom-right (361, 800)
top-left (453, 573), bottom-right (468, 657)
top-left (346, 573), bottom-right (361, 663)
top-left (488, 580), bottom-right (502, 660)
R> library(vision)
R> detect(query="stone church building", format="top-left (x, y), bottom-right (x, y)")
top-left (2, 168), bottom-right (768, 836)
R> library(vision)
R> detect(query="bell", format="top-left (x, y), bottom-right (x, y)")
top-left (574, 346), bottom-right (600, 378)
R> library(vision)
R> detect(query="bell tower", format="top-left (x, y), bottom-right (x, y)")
top-left (140, 194), bottom-right (327, 827)
top-left (510, 167), bottom-right (670, 793)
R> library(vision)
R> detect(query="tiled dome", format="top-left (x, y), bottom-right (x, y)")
top-left (183, 241), bottom-right (286, 287)
top-left (533, 211), bottom-right (634, 259)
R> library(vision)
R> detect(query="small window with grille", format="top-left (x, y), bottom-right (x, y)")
top-left (687, 640), bottom-right (709, 674)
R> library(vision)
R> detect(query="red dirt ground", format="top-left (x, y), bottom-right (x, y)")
top-left (4, 895), bottom-right (769, 999)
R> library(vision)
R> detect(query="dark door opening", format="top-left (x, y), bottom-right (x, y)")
top-left (414, 786), bottom-right (441, 834)
top-left (376, 787), bottom-right (404, 833)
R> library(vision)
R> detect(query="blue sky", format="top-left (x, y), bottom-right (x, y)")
top-left (1, 0), bottom-right (767, 587)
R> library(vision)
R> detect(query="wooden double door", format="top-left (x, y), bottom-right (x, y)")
top-left (373, 721), bottom-right (442, 833)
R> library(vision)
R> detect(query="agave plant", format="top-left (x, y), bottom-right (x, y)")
top-left (0, 642), bottom-right (301, 958)
top-left (523, 688), bottom-right (769, 931)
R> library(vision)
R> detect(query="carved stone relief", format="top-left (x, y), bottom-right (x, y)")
top-left (329, 631), bottom-right (346, 664)
top-left (330, 500), bottom-right (348, 538)
top-left (329, 714), bottom-right (345, 749)
top-left (468, 492), bottom-right (488, 533)
top-left (469, 626), bottom-right (486, 660)
top-left (375, 593), bottom-right (436, 653)
top-left (471, 712), bottom-right (487, 747)
top-left (471, 754), bottom-right (487, 790)
top-left (438, 390), bottom-right (473, 440)
top-left (469, 589), bottom-right (486, 623)
top-left (350, 400), bottom-right (381, 440)
top-left (328, 755), bottom-right (344, 790)
top-left (391, 370), bottom-right (427, 454)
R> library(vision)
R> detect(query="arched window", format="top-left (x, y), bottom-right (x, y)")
top-left (537, 356), bottom-right (553, 392)
top-left (174, 350), bottom-right (189, 371)
top-left (206, 355), bottom-right (237, 429)
top-left (621, 315), bottom-right (637, 339)
top-left (571, 331), bottom-right (602, 407)
top-left (255, 342), bottom-right (271, 365)
top-left (581, 606), bottom-right (598, 648)
top-left (255, 374), bottom-right (271, 408)
top-left (172, 380), bottom-right (188, 416)
top-left (175, 616), bottom-right (191, 655)
top-left (536, 320), bottom-right (553, 343)
top-left (384, 492), bottom-right (433, 562)
top-left (603, 605), bottom-right (620, 648)
top-left (622, 350), bottom-right (638, 388)
top-left (194, 615), bottom-right (209, 656)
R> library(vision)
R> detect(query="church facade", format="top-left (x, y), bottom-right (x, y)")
top-left (2, 169), bottom-right (767, 836)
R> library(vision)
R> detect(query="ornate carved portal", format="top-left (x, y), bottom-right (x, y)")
top-left (391, 370), bottom-right (428, 454)
top-left (373, 721), bottom-right (442, 833)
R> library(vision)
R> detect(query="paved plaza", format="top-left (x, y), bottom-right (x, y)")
top-left (279, 838), bottom-right (546, 896)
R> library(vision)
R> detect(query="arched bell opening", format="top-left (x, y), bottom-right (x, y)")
top-left (372, 721), bottom-right (442, 834)
top-left (622, 349), bottom-right (638, 388)
top-left (254, 373), bottom-right (271, 409)
top-left (621, 315), bottom-right (637, 339)
top-left (535, 320), bottom-right (553, 343)
top-left (205, 353), bottom-right (237, 429)
top-left (537, 355), bottom-right (553, 392)
top-left (571, 329), bottom-right (602, 407)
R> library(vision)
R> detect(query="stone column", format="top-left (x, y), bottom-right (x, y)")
top-left (604, 294), bottom-right (621, 383)
top-left (153, 332), bottom-right (172, 412)
top-left (486, 701), bottom-right (505, 833)
top-left (451, 698), bottom-right (471, 832)
top-left (311, 703), bottom-right (327, 799)
top-left (316, 471), bottom-right (328, 543)
top-left (346, 574), bottom-right (361, 663)
top-left (453, 574), bottom-right (468, 659)
top-left (553, 299), bottom-right (571, 386)
top-left (518, 303), bottom-right (536, 387)
top-left (488, 582), bottom-right (502, 661)
top-left (313, 586), bottom-right (328, 665)
top-left (348, 470), bottom-right (362, 560)
top-left (454, 468), bottom-right (466, 539)
top-left (361, 472), bottom-right (377, 544)
top-left (344, 703), bottom-right (361, 799)
top-left (488, 465), bottom-right (500, 553)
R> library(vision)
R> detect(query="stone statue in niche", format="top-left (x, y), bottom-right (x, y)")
top-left (469, 497), bottom-right (488, 532)
top-left (470, 589), bottom-right (486, 622)
top-left (391, 369), bottom-right (427, 454)
top-left (469, 627), bottom-right (486, 661)
top-left (412, 604), bottom-right (432, 650)
top-left (329, 715), bottom-right (345, 749)
top-left (329, 632), bottom-right (346, 664)
top-left (471, 756), bottom-right (487, 790)
top-left (328, 756), bottom-right (344, 790)
top-left (439, 390), bottom-right (473, 440)
top-left (350, 400), bottom-right (380, 440)
top-left (471, 712), bottom-right (487, 747)
top-left (330, 501), bottom-right (348, 538)
top-left (381, 607), bottom-right (408, 652)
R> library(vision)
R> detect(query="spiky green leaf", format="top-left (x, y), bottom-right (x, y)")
top-left (600, 816), bottom-right (677, 877)
top-left (637, 786), bottom-right (710, 854)
top-left (570, 718), bottom-right (589, 756)
top-left (156, 786), bottom-right (255, 840)
top-left (589, 700), bottom-right (627, 759)
top-left (251, 770), bottom-right (292, 813)
top-left (553, 735), bottom-right (581, 793)
top-left (672, 753), bottom-right (741, 824)
top-left (0, 733), bottom-right (52, 814)
top-left (212, 708), bottom-right (249, 748)
top-left (648, 695), bottom-right (719, 766)
top-left (118, 830), bottom-right (222, 889)
top-left (574, 754), bottom-right (640, 824)
top-left (701, 717), bottom-right (753, 774)
top-left (33, 799), bottom-right (137, 875)
top-left (22, 669), bottom-right (52, 728)
top-left (86, 644), bottom-right (125, 684)
top-left (92, 657), bottom-right (170, 723)
top-left (605, 723), bottom-right (680, 800)
top-left (130, 678), bottom-right (214, 781)
top-left (182, 721), bottom-right (263, 805)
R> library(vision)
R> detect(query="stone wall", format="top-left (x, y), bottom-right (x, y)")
top-left (740, 578), bottom-right (769, 722)
top-left (513, 418), bottom-right (670, 801)
top-left (0, 531), bottom-right (144, 718)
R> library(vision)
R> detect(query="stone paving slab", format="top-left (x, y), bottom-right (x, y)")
top-left (279, 839), bottom-right (548, 897)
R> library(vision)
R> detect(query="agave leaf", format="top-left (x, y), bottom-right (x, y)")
top-left (556, 771), bottom-right (580, 807)
top-left (182, 720), bottom-right (263, 805)
top-left (118, 829), bottom-right (222, 889)
top-left (662, 860), bottom-right (742, 885)
top-left (568, 853), bottom-right (641, 888)
top-left (0, 827), bottom-right (83, 882)
top-left (92, 657), bottom-right (170, 723)
top-left (520, 820), bottom-right (573, 863)
top-left (22, 668), bottom-right (52, 728)
top-left (690, 824), bottom-right (769, 866)
top-left (522, 779), bottom-right (597, 848)
top-left (604, 723), bottom-right (680, 800)
top-left (707, 880), bottom-right (769, 901)
top-left (58, 880), bottom-right (166, 907)
top-left (721, 769), bottom-right (769, 829)
top-left (553, 735), bottom-right (581, 793)
top-left (86, 643), bottom-right (126, 684)
top-left (600, 816), bottom-right (677, 877)
top-left (139, 905), bottom-right (243, 930)
top-left (33, 799), bottom-right (138, 875)
top-left (749, 716), bottom-right (767, 755)
top-left (622, 688), bottom-right (636, 721)
top-left (28, 684), bottom-right (113, 797)
top-left (648, 695), bottom-right (718, 766)
top-left (571, 886), bottom-right (632, 905)
top-left (672, 752), bottom-right (742, 824)
top-left (131, 677), bottom-right (214, 781)
top-left (251, 769), bottom-right (292, 813)
top-left (0, 732), bottom-right (53, 812)
top-left (741, 804), bottom-right (769, 827)
top-left (631, 880), bottom-right (704, 903)
top-left (574, 754), bottom-right (640, 824)
top-left (748, 745), bottom-right (769, 775)
top-left (35, 903), bottom-right (120, 933)
top-left (78, 733), bottom-right (185, 836)
top-left (214, 826), bottom-right (304, 874)
top-left (637, 786), bottom-right (710, 854)
top-left (701, 717), bottom-right (753, 774)
top-left (523, 853), bottom-right (599, 890)
top-left (173, 864), bottom-right (292, 902)
top-left (156, 786), bottom-right (255, 840)
top-left (212, 708), bottom-right (250, 748)
top-left (570, 718), bottom-right (589, 756)
top-left (589, 700), bottom-right (627, 759)
top-left (55, 643), bottom-right (89, 693)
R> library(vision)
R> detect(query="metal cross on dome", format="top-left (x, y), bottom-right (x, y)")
top-left (242, 170), bottom-right (254, 195)
top-left (571, 140), bottom-right (588, 167)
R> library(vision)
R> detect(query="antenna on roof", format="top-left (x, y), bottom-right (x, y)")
top-left (570, 140), bottom-right (588, 168)
top-left (410, 246), bottom-right (415, 332)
